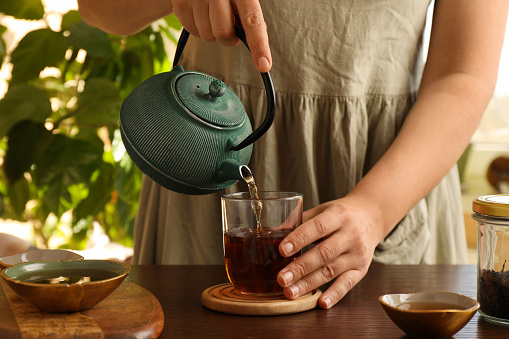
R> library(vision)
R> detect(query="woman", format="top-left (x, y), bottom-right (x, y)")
top-left (78, 0), bottom-right (509, 309)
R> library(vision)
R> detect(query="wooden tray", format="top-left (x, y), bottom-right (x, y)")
top-left (0, 279), bottom-right (164, 339)
top-left (202, 283), bottom-right (322, 316)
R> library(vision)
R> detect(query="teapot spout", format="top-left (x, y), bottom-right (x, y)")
top-left (215, 159), bottom-right (245, 182)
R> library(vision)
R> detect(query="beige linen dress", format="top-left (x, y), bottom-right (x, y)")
top-left (133, 0), bottom-right (468, 265)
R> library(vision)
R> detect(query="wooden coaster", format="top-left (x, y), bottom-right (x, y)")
top-left (201, 283), bottom-right (322, 316)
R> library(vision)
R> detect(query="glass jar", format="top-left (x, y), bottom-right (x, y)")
top-left (472, 194), bottom-right (509, 325)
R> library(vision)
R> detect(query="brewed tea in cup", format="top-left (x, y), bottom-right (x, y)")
top-left (221, 191), bottom-right (303, 295)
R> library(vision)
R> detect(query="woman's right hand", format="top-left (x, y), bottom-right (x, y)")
top-left (171, 0), bottom-right (272, 72)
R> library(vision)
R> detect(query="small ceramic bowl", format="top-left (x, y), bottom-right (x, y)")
top-left (0, 249), bottom-right (84, 269)
top-left (1, 259), bottom-right (130, 313)
top-left (379, 292), bottom-right (479, 339)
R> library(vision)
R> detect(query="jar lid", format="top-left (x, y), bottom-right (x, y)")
top-left (473, 194), bottom-right (509, 217)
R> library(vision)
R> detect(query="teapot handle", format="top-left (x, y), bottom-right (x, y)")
top-left (172, 26), bottom-right (276, 151)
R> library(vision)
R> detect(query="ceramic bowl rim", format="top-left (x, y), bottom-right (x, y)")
top-left (0, 259), bottom-right (131, 287)
top-left (378, 291), bottom-right (480, 313)
top-left (0, 249), bottom-right (84, 267)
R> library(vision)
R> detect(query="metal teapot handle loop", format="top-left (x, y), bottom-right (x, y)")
top-left (173, 26), bottom-right (275, 151)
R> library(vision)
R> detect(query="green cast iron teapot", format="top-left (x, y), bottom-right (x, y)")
top-left (119, 26), bottom-right (275, 195)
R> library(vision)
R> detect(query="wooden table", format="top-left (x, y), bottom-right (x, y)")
top-left (126, 264), bottom-right (508, 338)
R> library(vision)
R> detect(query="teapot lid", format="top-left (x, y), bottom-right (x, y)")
top-left (175, 71), bottom-right (245, 128)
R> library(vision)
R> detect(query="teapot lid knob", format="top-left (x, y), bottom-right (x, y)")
top-left (209, 80), bottom-right (226, 98)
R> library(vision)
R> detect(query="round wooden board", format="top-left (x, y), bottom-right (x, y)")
top-left (201, 283), bottom-right (322, 316)
top-left (0, 280), bottom-right (164, 339)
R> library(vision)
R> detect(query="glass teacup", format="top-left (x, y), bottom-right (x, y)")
top-left (221, 192), bottom-right (303, 295)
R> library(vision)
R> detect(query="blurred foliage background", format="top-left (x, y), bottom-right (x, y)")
top-left (0, 0), bottom-right (181, 249)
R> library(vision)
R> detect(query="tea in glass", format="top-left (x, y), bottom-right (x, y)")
top-left (222, 191), bottom-right (303, 295)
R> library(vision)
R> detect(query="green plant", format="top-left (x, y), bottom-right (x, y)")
top-left (0, 1), bottom-right (181, 249)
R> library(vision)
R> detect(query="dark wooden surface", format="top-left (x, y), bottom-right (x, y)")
top-left (126, 264), bottom-right (509, 338)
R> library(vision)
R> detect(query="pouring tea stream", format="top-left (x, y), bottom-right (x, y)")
top-left (119, 26), bottom-right (276, 195)
top-left (241, 165), bottom-right (263, 230)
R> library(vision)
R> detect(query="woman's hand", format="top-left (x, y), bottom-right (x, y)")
top-left (277, 198), bottom-right (381, 309)
top-left (172, 0), bottom-right (272, 72)
top-left (78, 0), bottom-right (272, 72)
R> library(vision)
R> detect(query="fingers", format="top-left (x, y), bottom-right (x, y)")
top-left (193, 3), bottom-right (214, 41)
top-left (318, 269), bottom-right (367, 309)
top-left (234, 0), bottom-right (272, 72)
top-left (280, 232), bottom-right (345, 283)
top-left (173, 0), bottom-right (238, 45)
top-left (173, 0), bottom-right (272, 73)
top-left (278, 250), bottom-right (369, 309)
top-left (277, 203), bottom-right (374, 309)
top-left (209, 1), bottom-right (239, 46)
top-left (277, 230), bottom-right (349, 294)
top-left (280, 206), bottom-right (341, 257)
top-left (278, 249), bottom-right (364, 295)
top-left (172, 0), bottom-right (199, 36)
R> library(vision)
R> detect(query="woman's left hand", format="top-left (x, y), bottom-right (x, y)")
top-left (277, 198), bottom-right (380, 309)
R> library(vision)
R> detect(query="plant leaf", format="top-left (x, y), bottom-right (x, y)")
top-left (61, 10), bottom-right (82, 31)
top-left (76, 78), bottom-right (122, 126)
top-left (41, 181), bottom-right (70, 216)
top-left (7, 177), bottom-right (30, 217)
top-left (0, 25), bottom-right (6, 65)
top-left (67, 21), bottom-right (113, 58)
top-left (164, 14), bottom-right (182, 30)
top-left (115, 151), bottom-right (142, 204)
top-left (114, 149), bottom-right (141, 235)
top-left (0, 84), bottom-right (52, 138)
top-left (0, 194), bottom-right (4, 217)
top-left (65, 216), bottom-right (92, 250)
top-left (152, 32), bottom-right (167, 69)
top-left (159, 15), bottom-right (182, 45)
top-left (114, 198), bottom-right (135, 244)
top-left (35, 134), bottom-right (103, 186)
top-left (0, 0), bottom-right (44, 20)
top-left (73, 162), bottom-right (114, 222)
top-left (4, 120), bottom-right (53, 183)
top-left (10, 29), bottom-right (67, 84)
top-left (34, 135), bottom-right (103, 215)
top-left (0, 39), bottom-right (5, 65)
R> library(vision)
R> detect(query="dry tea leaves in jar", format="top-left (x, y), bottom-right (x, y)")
top-left (473, 194), bottom-right (509, 325)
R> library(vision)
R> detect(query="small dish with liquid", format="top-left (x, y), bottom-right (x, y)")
top-left (1, 259), bottom-right (130, 313)
top-left (0, 249), bottom-right (84, 269)
top-left (379, 292), bottom-right (479, 339)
